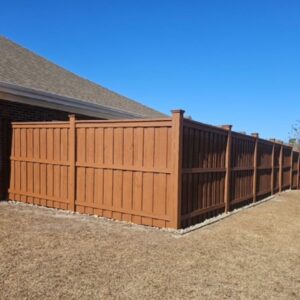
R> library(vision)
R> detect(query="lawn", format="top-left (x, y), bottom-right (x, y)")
top-left (0, 191), bottom-right (299, 299)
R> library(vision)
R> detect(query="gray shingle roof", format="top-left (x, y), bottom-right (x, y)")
top-left (0, 36), bottom-right (166, 118)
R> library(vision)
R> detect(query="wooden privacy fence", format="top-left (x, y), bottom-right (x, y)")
top-left (9, 111), bottom-right (300, 229)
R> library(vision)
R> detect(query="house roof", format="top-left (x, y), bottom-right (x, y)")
top-left (0, 36), bottom-right (166, 118)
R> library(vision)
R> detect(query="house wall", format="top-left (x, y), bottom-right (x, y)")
top-left (0, 98), bottom-right (97, 199)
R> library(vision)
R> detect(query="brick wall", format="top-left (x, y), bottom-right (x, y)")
top-left (0, 99), bottom-right (98, 199)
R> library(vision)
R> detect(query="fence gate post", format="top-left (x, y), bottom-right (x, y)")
top-left (171, 109), bottom-right (184, 229)
top-left (270, 139), bottom-right (275, 195)
top-left (290, 150), bottom-right (294, 189)
top-left (69, 115), bottom-right (76, 212)
top-left (279, 143), bottom-right (283, 192)
top-left (252, 133), bottom-right (259, 202)
top-left (222, 125), bottom-right (232, 213)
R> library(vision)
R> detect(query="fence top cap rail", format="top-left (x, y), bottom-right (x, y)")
top-left (221, 125), bottom-right (232, 130)
top-left (75, 117), bottom-right (172, 124)
top-left (12, 121), bottom-right (69, 126)
top-left (171, 109), bottom-right (185, 114)
top-left (183, 118), bottom-right (229, 134)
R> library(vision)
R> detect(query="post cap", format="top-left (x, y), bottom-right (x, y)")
top-left (269, 138), bottom-right (276, 142)
top-left (221, 125), bottom-right (232, 130)
top-left (251, 133), bottom-right (259, 138)
top-left (69, 114), bottom-right (76, 119)
top-left (171, 109), bottom-right (185, 115)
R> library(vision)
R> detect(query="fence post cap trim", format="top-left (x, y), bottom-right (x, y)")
top-left (251, 133), bottom-right (259, 138)
top-left (171, 109), bottom-right (185, 115)
top-left (221, 125), bottom-right (232, 130)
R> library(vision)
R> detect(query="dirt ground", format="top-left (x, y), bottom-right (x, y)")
top-left (0, 191), bottom-right (299, 299)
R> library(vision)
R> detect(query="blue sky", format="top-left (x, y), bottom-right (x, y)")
top-left (1, 0), bottom-right (299, 141)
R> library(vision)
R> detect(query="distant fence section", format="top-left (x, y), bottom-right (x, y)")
top-left (9, 111), bottom-right (300, 229)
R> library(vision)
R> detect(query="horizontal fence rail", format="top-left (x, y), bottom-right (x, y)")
top-left (8, 111), bottom-right (300, 229)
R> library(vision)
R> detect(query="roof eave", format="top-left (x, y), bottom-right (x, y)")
top-left (0, 81), bottom-right (145, 119)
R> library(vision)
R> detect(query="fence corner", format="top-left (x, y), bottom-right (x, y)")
top-left (171, 109), bottom-right (184, 229)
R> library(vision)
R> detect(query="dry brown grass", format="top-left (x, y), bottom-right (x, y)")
top-left (0, 191), bottom-right (300, 299)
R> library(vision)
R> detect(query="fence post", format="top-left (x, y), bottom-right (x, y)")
top-left (252, 133), bottom-right (259, 202)
top-left (69, 115), bottom-right (76, 212)
top-left (171, 109), bottom-right (184, 229)
top-left (279, 143), bottom-right (283, 192)
top-left (270, 139), bottom-right (275, 195)
top-left (290, 150), bottom-right (294, 189)
top-left (298, 154), bottom-right (300, 190)
top-left (222, 125), bottom-right (232, 213)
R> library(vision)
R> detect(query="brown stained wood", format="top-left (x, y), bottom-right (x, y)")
top-left (86, 168), bottom-right (94, 204)
top-left (132, 171), bottom-right (143, 225)
top-left (75, 162), bottom-right (170, 174)
top-left (76, 119), bottom-right (172, 127)
top-left (154, 127), bottom-right (168, 169)
top-left (122, 171), bottom-right (133, 221)
top-left (11, 157), bottom-right (70, 166)
top-left (46, 164), bottom-right (53, 198)
top-left (166, 128), bottom-right (172, 170)
top-left (86, 128), bottom-right (95, 164)
top-left (75, 200), bottom-right (170, 221)
top-left (143, 128), bottom-right (155, 168)
top-left (53, 165), bottom-right (60, 200)
top-left (112, 170), bottom-right (122, 220)
top-left (94, 169), bottom-right (104, 205)
top-left (21, 128), bottom-right (26, 157)
top-left (9, 113), bottom-right (300, 230)
top-left (61, 166), bottom-right (68, 202)
top-left (133, 127), bottom-right (144, 168)
top-left (113, 127), bottom-right (123, 165)
top-left (271, 140), bottom-right (275, 195)
top-left (223, 125), bottom-right (232, 213)
top-left (182, 168), bottom-right (226, 174)
top-left (123, 128), bottom-right (134, 166)
top-left (252, 133), bottom-right (259, 202)
top-left (290, 151), bottom-right (294, 189)
top-left (46, 128), bottom-right (54, 161)
top-left (95, 128), bottom-right (104, 165)
top-left (171, 110), bottom-right (184, 229)
top-left (181, 202), bottom-right (225, 220)
top-left (104, 128), bottom-right (114, 165)
top-left (68, 115), bottom-right (76, 211)
top-left (142, 172), bottom-right (154, 215)
top-left (279, 143), bottom-right (283, 192)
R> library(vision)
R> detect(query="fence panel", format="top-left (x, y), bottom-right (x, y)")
top-left (282, 147), bottom-right (292, 189)
top-left (256, 140), bottom-right (273, 199)
top-left (181, 119), bottom-right (227, 227)
top-left (291, 152), bottom-right (299, 189)
top-left (273, 144), bottom-right (281, 193)
top-left (230, 133), bottom-right (255, 206)
top-left (9, 122), bottom-right (72, 210)
top-left (75, 119), bottom-right (174, 228)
